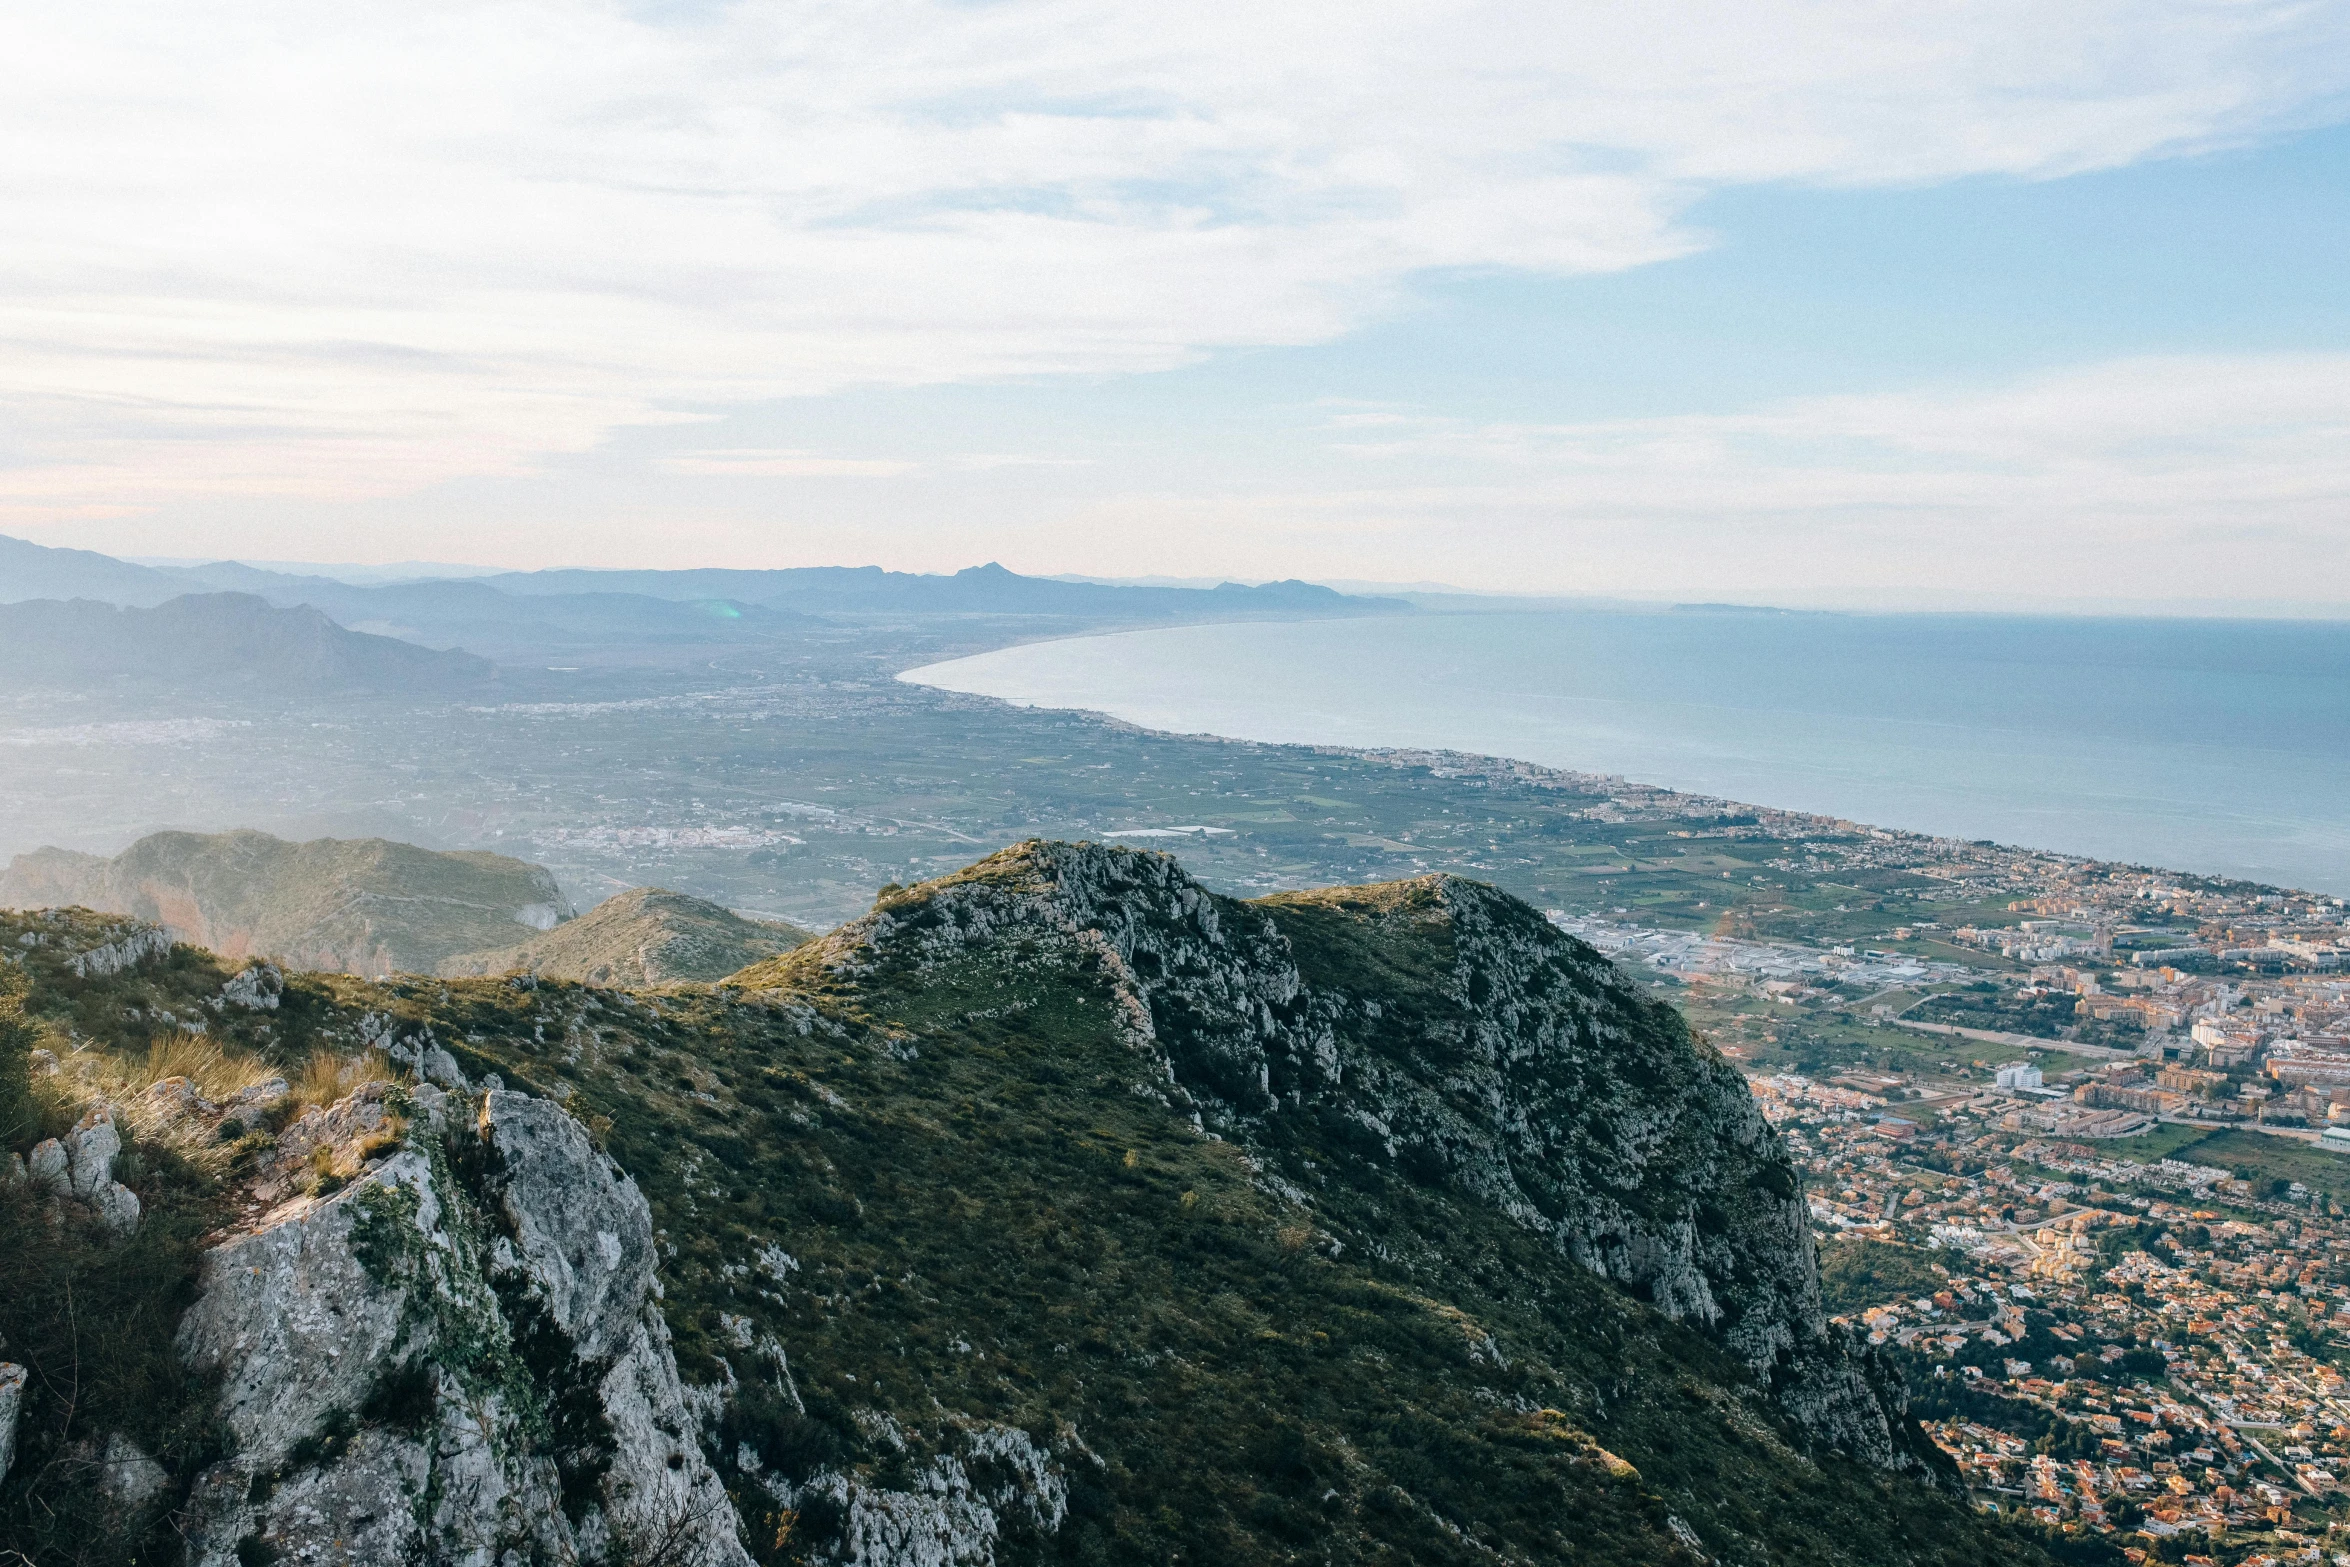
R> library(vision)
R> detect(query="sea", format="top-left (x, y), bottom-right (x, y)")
top-left (901, 607), bottom-right (2350, 896)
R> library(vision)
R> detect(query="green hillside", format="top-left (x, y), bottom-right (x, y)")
top-left (439, 885), bottom-right (812, 985)
top-left (0, 843), bottom-right (2048, 1567)
top-left (0, 591), bottom-right (496, 694)
top-left (0, 829), bottom-right (569, 976)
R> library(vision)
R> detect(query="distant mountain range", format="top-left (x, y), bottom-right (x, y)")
top-left (163, 563), bottom-right (816, 655)
top-left (0, 534), bottom-right (189, 606)
top-left (438, 885), bottom-right (814, 985)
top-left (477, 560), bottom-right (1388, 619)
top-left (0, 592), bottom-right (496, 696)
top-left (0, 536), bottom-right (1404, 666)
top-left (0, 829), bottom-right (570, 975)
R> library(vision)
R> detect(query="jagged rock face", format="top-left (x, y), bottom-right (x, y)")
top-left (175, 1084), bottom-right (750, 1567)
top-left (219, 961), bottom-right (283, 1010)
top-left (98, 1433), bottom-right (168, 1508)
top-left (769, 1417), bottom-right (1070, 1567)
top-left (803, 841), bottom-right (1913, 1470)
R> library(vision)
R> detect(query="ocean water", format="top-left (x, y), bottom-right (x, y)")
top-left (902, 609), bottom-right (2350, 895)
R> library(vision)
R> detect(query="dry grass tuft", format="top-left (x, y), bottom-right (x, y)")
top-left (134, 1032), bottom-right (274, 1104)
top-left (290, 1047), bottom-right (395, 1110)
top-left (36, 1030), bottom-right (281, 1158)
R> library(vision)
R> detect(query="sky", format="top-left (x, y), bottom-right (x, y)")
top-left (4, 0), bottom-right (2349, 609)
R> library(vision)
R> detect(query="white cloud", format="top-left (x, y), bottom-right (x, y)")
top-left (1004, 352), bottom-right (2350, 604)
top-left (658, 449), bottom-right (916, 477)
top-left (952, 455), bottom-right (1096, 471)
top-left (2, 0), bottom-right (2347, 512)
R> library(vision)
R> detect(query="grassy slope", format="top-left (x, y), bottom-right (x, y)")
top-left (0, 877), bottom-right (2047, 1567)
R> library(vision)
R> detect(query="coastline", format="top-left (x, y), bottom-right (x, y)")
top-left (900, 610), bottom-right (2350, 898)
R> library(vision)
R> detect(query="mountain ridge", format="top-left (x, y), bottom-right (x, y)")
top-left (738, 841), bottom-right (1930, 1469)
top-left (0, 536), bottom-right (1405, 650)
top-left (0, 842), bottom-right (2037, 1566)
top-left (482, 559), bottom-right (1406, 619)
top-left (0, 593), bottom-right (497, 695)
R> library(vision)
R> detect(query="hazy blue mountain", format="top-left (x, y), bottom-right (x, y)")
top-left (0, 534), bottom-right (196, 607)
top-left (0, 538), bottom-right (808, 657)
top-left (0, 593), bottom-right (496, 695)
top-left (170, 559), bottom-right (352, 594)
top-left (484, 560), bottom-right (1405, 618)
top-left (233, 577), bottom-right (810, 655)
top-left (132, 554), bottom-right (504, 585)
top-left (0, 536), bottom-right (1402, 673)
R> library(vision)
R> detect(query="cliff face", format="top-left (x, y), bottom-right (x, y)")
top-left (0, 910), bottom-right (743, 1567)
top-left (787, 841), bottom-right (1916, 1469)
top-left (174, 1081), bottom-right (748, 1567)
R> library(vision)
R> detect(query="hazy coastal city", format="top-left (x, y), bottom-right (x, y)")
top-left (1669, 853), bottom-right (2350, 1560)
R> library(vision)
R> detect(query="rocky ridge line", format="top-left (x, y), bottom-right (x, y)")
top-left (787, 839), bottom-right (1928, 1472)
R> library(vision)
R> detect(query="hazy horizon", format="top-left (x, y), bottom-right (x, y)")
top-left (77, 540), bottom-right (2350, 621)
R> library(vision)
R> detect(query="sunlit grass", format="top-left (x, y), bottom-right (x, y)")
top-left (135, 1031), bottom-right (276, 1104)
top-left (290, 1047), bottom-right (395, 1110)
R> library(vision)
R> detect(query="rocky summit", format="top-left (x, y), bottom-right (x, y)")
top-left (0, 841), bottom-right (2045, 1567)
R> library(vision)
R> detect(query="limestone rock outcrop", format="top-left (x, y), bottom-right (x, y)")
top-left (23, 1102), bottom-right (141, 1233)
top-left (175, 1083), bottom-right (749, 1567)
top-left (98, 1433), bottom-right (168, 1508)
